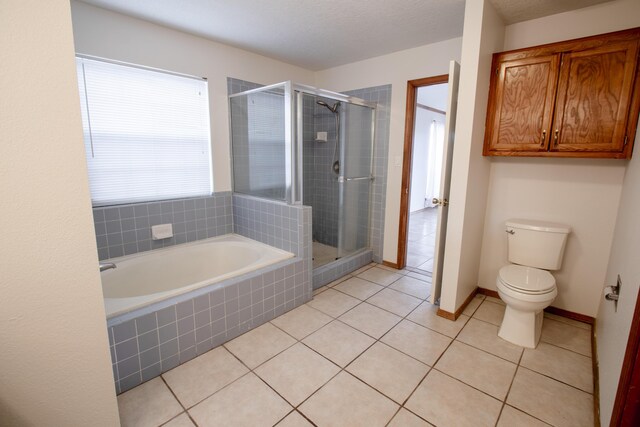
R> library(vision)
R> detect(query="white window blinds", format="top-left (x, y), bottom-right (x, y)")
top-left (76, 56), bottom-right (212, 206)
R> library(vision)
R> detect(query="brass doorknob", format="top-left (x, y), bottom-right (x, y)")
top-left (432, 198), bottom-right (449, 207)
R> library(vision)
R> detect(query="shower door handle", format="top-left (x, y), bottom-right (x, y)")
top-left (337, 176), bottom-right (374, 183)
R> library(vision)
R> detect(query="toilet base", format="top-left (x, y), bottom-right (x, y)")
top-left (498, 305), bottom-right (544, 349)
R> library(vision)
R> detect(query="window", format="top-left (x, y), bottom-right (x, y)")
top-left (76, 56), bottom-right (212, 206)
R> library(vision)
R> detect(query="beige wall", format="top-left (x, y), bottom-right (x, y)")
top-left (596, 125), bottom-right (640, 425)
top-left (0, 1), bottom-right (119, 425)
top-left (315, 38), bottom-right (463, 263)
top-left (70, 0), bottom-right (315, 193)
top-left (439, 0), bottom-right (505, 312)
top-left (477, 0), bottom-right (640, 316)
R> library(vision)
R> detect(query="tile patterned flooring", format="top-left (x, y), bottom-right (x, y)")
top-left (117, 263), bottom-right (594, 427)
top-left (406, 209), bottom-right (437, 274)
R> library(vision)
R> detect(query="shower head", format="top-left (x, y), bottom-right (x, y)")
top-left (317, 100), bottom-right (340, 113)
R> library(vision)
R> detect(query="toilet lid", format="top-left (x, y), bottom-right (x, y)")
top-left (498, 265), bottom-right (555, 294)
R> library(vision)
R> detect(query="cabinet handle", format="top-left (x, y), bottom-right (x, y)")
top-left (541, 130), bottom-right (546, 146)
top-left (554, 129), bottom-right (559, 145)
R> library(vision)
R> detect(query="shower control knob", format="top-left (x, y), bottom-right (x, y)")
top-left (432, 198), bottom-right (448, 207)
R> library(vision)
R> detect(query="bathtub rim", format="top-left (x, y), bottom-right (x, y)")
top-left (106, 256), bottom-right (299, 328)
top-left (104, 234), bottom-right (296, 326)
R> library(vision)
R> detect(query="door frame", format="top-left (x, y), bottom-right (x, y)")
top-left (610, 286), bottom-right (640, 426)
top-left (396, 74), bottom-right (449, 269)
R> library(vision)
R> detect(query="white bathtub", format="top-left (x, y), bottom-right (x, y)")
top-left (102, 234), bottom-right (294, 318)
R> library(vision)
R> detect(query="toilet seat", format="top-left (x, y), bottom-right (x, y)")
top-left (498, 265), bottom-right (556, 295)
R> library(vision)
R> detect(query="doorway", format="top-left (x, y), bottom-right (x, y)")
top-left (398, 75), bottom-right (448, 271)
top-left (397, 62), bottom-right (460, 304)
top-left (406, 83), bottom-right (448, 274)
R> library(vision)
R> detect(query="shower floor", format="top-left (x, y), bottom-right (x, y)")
top-left (313, 241), bottom-right (338, 269)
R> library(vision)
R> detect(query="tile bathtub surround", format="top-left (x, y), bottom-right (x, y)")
top-left (93, 192), bottom-right (233, 260)
top-left (117, 266), bottom-right (595, 427)
top-left (109, 256), bottom-right (312, 394)
top-left (232, 194), bottom-right (311, 260)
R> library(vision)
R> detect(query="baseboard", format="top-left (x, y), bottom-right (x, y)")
top-left (477, 288), bottom-right (500, 299)
top-left (437, 287), bottom-right (478, 321)
top-left (544, 306), bottom-right (595, 325)
top-left (382, 260), bottom-right (400, 270)
top-left (436, 308), bottom-right (456, 320)
top-left (477, 288), bottom-right (595, 325)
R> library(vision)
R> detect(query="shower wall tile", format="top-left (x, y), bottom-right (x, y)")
top-left (313, 249), bottom-right (373, 288)
top-left (92, 192), bottom-right (233, 260)
top-left (232, 194), bottom-right (310, 258)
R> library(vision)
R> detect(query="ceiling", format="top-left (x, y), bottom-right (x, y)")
top-left (78, 0), bottom-right (614, 71)
top-left (418, 84), bottom-right (449, 112)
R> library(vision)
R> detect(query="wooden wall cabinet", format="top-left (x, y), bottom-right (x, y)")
top-left (483, 28), bottom-right (640, 159)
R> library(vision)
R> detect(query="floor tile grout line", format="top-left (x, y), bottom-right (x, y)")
top-left (267, 279), bottom-right (437, 424)
top-left (400, 297), bottom-right (520, 426)
top-left (430, 366), bottom-right (507, 405)
top-left (505, 368), bottom-right (562, 426)
top-left (332, 273), bottom-right (432, 301)
top-left (125, 262), bottom-right (590, 426)
top-left (158, 375), bottom-right (199, 426)
top-left (468, 311), bottom-right (593, 359)
top-left (328, 273), bottom-right (430, 321)
top-left (493, 349), bottom-right (526, 427)
top-left (455, 332), bottom-right (524, 365)
top-left (158, 411), bottom-right (196, 427)
top-left (516, 364), bottom-right (595, 396)
top-left (524, 328), bottom-right (595, 359)
top-left (164, 332), bottom-right (299, 416)
top-left (224, 345), bottom-right (298, 403)
top-left (173, 290), bottom-right (481, 419)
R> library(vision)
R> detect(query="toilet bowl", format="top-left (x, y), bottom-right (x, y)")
top-left (496, 265), bottom-right (557, 348)
top-left (496, 219), bottom-right (570, 349)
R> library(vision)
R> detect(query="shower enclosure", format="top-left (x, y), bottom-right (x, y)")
top-left (229, 82), bottom-right (375, 270)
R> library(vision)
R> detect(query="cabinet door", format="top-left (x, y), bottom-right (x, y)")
top-left (551, 40), bottom-right (639, 153)
top-left (485, 54), bottom-right (560, 153)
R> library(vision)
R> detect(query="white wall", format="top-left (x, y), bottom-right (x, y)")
top-left (410, 108), bottom-right (445, 212)
top-left (596, 126), bottom-right (640, 426)
top-left (478, 159), bottom-right (625, 315)
top-left (477, 0), bottom-right (640, 317)
top-left (503, 0), bottom-right (640, 51)
top-left (440, 0), bottom-right (505, 312)
top-left (70, 0), bottom-right (315, 193)
top-left (0, 1), bottom-right (119, 425)
top-left (315, 38), bottom-right (463, 262)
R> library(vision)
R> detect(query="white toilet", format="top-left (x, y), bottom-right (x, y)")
top-left (496, 219), bottom-right (571, 348)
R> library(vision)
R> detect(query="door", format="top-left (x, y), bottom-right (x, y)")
top-left (484, 54), bottom-right (560, 154)
top-left (552, 40), bottom-right (639, 153)
top-left (611, 287), bottom-right (640, 426)
top-left (429, 61), bottom-right (460, 305)
top-left (337, 102), bottom-right (375, 259)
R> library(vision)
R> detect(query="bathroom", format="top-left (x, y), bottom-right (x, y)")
top-left (3, 1), bottom-right (640, 426)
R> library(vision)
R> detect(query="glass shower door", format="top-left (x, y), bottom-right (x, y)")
top-left (337, 102), bottom-right (375, 258)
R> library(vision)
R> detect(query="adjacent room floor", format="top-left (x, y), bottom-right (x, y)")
top-left (117, 264), bottom-right (594, 427)
top-left (406, 208), bottom-right (437, 274)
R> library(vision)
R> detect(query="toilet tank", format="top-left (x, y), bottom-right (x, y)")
top-left (506, 219), bottom-right (571, 270)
